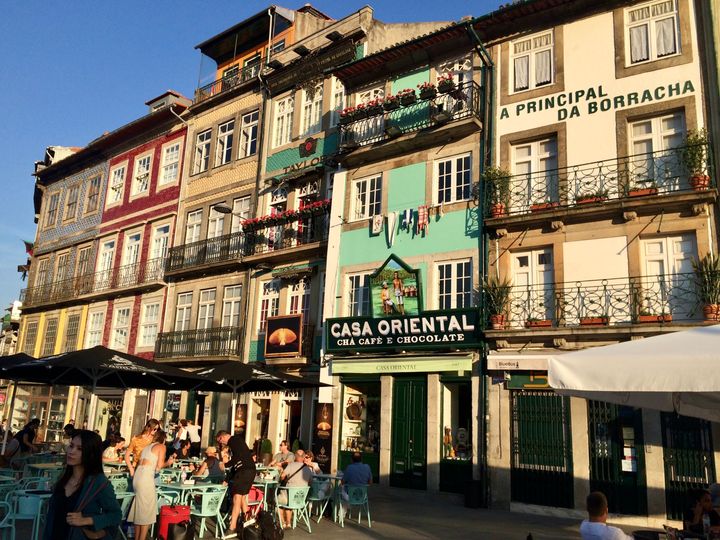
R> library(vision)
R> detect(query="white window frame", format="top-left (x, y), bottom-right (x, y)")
top-left (436, 259), bottom-right (473, 310)
top-left (207, 208), bottom-right (225, 239)
top-left (111, 306), bottom-right (131, 350)
top-left (107, 165), bottom-right (126, 206)
top-left (347, 273), bottom-right (371, 317)
top-left (436, 54), bottom-right (473, 85)
top-left (301, 83), bottom-right (323, 136)
top-left (258, 279), bottom-right (280, 333)
top-left (510, 30), bottom-right (554, 93)
top-left (629, 111), bottom-right (685, 189)
top-left (330, 77), bottom-right (346, 127)
top-left (272, 95), bottom-right (294, 148)
top-left (64, 185), bottom-right (79, 221)
top-left (151, 224), bottom-right (171, 260)
top-left (131, 154), bottom-right (152, 196)
top-left (85, 311), bottom-right (105, 348)
top-left (239, 111), bottom-right (259, 158)
top-left (231, 196), bottom-right (251, 234)
top-left (122, 232), bottom-right (142, 267)
top-left (197, 289), bottom-right (216, 330)
top-left (215, 119), bottom-right (235, 167)
top-left (511, 137), bottom-right (558, 207)
top-left (138, 302), bottom-right (160, 347)
top-left (174, 292), bottom-right (193, 331)
top-left (193, 129), bottom-right (212, 174)
top-left (625, 0), bottom-right (680, 65)
top-left (288, 278), bottom-right (311, 321)
top-left (435, 153), bottom-right (472, 204)
top-left (222, 285), bottom-right (243, 327)
top-left (185, 209), bottom-right (203, 244)
top-left (352, 175), bottom-right (383, 221)
top-left (159, 141), bottom-right (181, 185)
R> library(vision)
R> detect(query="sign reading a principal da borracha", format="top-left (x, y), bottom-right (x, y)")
top-left (326, 308), bottom-right (481, 354)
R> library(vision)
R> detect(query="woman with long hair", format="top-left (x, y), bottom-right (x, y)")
top-left (43, 430), bottom-right (122, 540)
top-left (124, 418), bottom-right (159, 478)
top-left (128, 429), bottom-right (174, 540)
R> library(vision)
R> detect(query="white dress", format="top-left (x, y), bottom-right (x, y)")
top-left (128, 442), bottom-right (159, 525)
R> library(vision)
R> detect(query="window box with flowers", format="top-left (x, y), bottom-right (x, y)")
top-left (418, 82), bottom-right (437, 100)
top-left (575, 189), bottom-right (608, 205)
top-left (339, 107), bottom-right (356, 125)
top-left (524, 318), bottom-right (552, 328)
top-left (398, 89), bottom-right (417, 107)
top-left (365, 98), bottom-right (384, 117)
top-left (579, 315), bottom-right (609, 326)
top-left (383, 95), bottom-right (400, 112)
top-left (437, 74), bottom-right (456, 94)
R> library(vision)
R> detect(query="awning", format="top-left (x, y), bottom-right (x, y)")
top-left (267, 164), bottom-right (326, 186)
top-left (271, 261), bottom-right (322, 279)
top-left (331, 354), bottom-right (473, 375)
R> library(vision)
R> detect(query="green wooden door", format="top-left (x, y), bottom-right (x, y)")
top-left (391, 377), bottom-right (427, 490)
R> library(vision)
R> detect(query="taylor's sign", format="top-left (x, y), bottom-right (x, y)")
top-left (326, 308), bottom-right (481, 353)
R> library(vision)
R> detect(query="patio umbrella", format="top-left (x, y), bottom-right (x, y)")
top-left (192, 361), bottom-right (329, 434)
top-left (548, 324), bottom-right (720, 422)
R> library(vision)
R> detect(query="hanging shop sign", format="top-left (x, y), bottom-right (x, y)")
top-left (311, 403), bottom-right (334, 473)
top-left (265, 314), bottom-right (304, 358)
top-left (234, 404), bottom-right (247, 435)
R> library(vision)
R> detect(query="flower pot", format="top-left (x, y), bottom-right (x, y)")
top-left (489, 314), bottom-right (506, 330)
top-left (576, 196), bottom-right (606, 205)
top-left (400, 94), bottom-right (417, 106)
top-left (383, 101), bottom-right (400, 112)
top-left (490, 203), bottom-right (506, 218)
top-left (338, 115), bottom-right (352, 125)
top-left (637, 314), bottom-right (672, 324)
top-left (525, 319), bottom-right (552, 328)
top-left (419, 88), bottom-right (437, 100)
top-left (628, 187), bottom-right (658, 197)
top-left (366, 105), bottom-right (383, 117)
top-left (438, 81), bottom-right (456, 94)
top-left (530, 202), bottom-right (558, 212)
top-left (580, 316), bottom-right (609, 326)
top-left (690, 174), bottom-right (710, 190)
top-left (703, 304), bottom-right (720, 320)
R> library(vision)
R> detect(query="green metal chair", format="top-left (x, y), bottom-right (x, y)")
top-left (109, 475), bottom-right (129, 493)
top-left (275, 486), bottom-right (312, 532)
top-left (339, 485), bottom-right (371, 528)
top-left (189, 485), bottom-right (227, 539)
top-left (0, 501), bottom-right (14, 540)
top-left (306, 477), bottom-right (332, 523)
top-left (115, 491), bottom-right (134, 540)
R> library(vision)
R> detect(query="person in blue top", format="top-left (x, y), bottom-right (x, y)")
top-left (342, 451), bottom-right (373, 486)
top-left (43, 429), bottom-right (122, 540)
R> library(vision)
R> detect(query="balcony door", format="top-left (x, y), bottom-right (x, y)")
top-left (629, 112), bottom-right (685, 192)
top-left (512, 137), bottom-right (558, 211)
top-left (512, 248), bottom-right (554, 324)
top-left (641, 234), bottom-right (697, 318)
top-left (96, 240), bottom-right (115, 288)
top-left (122, 233), bottom-right (142, 285)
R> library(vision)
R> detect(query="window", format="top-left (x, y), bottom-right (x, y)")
top-left (76, 247), bottom-right (91, 277)
top-left (302, 84), bottom-right (323, 136)
top-left (132, 155), bottom-right (151, 195)
top-left (244, 53), bottom-right (262, 78)
top-left (160, 142), bottom-right (181, 185)
top-left (271, 40), bottom-right (285, 54)
top-left (175, 292), bottom-right (193, 331)
top-left (207, 208), bottom-right (225, 239)
top-left (231, 196), bottom-right (251, 234)
top-left (353, 86), bottom-right (385, 142)
top-left (627, 0), bottom-right (678, 64)
top-left (239, 111), bottom-right (259, 158)
top-left (108, 166), bottom-right (126, 204)
top-left (151, 224), bottom-right (170, 260)
top-left (55, 252), bottom-right (70, 282)
top-left (629, 112), bottom-right (685, 189)
top-left (436, 154), bottom-right (471, 204)
top-left (288, 279), bottom-right (311, 322)
top-left (273, 95), bottom-right (294, 148)
top-left (35, 259), bottom-right (50, 288)
top-left (511, 31), bottom-right (553, 92)
top-left (64, 186), bottom-right (79, 221)
top-left (139, 303), bottom-right (160, 347)
top-left (330, 77), bottom-right (346, 127)
top-left (122, 233), bottom-right (142, 266)
top-left (642, 234), bottom-right (696, 316)
top-left (348, 274), bottom-right (371, 316)
top-left (41, 318), bottom-right (58, 356)
top-left (436, 55), bottom-right (473, 85)
top-left (512, 137), bottom-right (558, 207)
top-left (85, 311), bottom-right (104, 348)
top-left (197, 289), bottom-right (216, 330)
top-left (437, 260), bottom-right (473, 310)
top-left (185, 210), bottom-right (203, 244)
top-left (22, 321), bottom-right (38, 354)
top-left (85, 175), bottom-right (101, 214)
top-left (222, 285), bottom-right (243, 327)
top-left (193, 130), bottom-right (212, 174)
top-left (512, 248), bottom-right (554, 321)
top-left (45, 193), bottom-right (59, 227)
top-left (64, 314), bottom-right (80, 352)
top-left (96, 240), bottom-right (115, 285)
top-left (215, 120), bottom-right (235, 166)
top-left (111, 307), bottom-right (131, 349)
top-left (352, 175), bottom-right (383, 220)
top-left (258, 280), bottom-right (280, 333)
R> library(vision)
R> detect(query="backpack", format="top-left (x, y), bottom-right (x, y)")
top-left (257, 509), bottom-right (283, 540)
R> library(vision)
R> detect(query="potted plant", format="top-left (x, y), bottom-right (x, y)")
top-left (383, 94), bottom-right (400, 111)
top-left (693, 253), bottom-right (720, 320)
top-left (575, 189), bottom-right (609, 204)
top-left (260, 438), bottom-right (273, 466)
top-left (483, 276), bottom-right (512, 329)
top-left (339, 106), bottom-right (356, 125)
top-left (579, 315), bottom-right (609, 326)
top-left (525, 317), bottom-right (552, 328)
top-left (365, 98), bottom-right (384, 116)
top-left (418, 81), bottom-right (437, 100)
top-left (680, 129), bottom-right (711, 190)
top-left (627, 179), bottom-right (658, 197)
top-left (530, 200), bottom-right (559, 212)
top-left (636, 309), bottom-right (672, 324)
top-left (398, 88), bottom-right (417, 106)
top-left (437, 73), bottom-right (456, 94)
top-left (483, 167), bottom-right (511, 218)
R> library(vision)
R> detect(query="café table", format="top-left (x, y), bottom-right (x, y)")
top-left (157, 480), bottom-right (213, 505)
top-left (314, 473), bottom-right (344, 523)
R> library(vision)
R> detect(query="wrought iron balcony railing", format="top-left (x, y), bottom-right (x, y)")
top-left (339, 81), bottom-right (481, 149)
top-left (166, 232), bottom-right (244, 274)
top-left (484, 272), bottom-right (705, 330)
top-left (155, 326), bottom-right (242, 359)
top-left (20, 258), bottom-right (165, 308)
top-left (485, 143), bottom-right (713, 218)
top-left (244, 215), bottom-right (329, 257)
top-left (194, 64), bottom-right (259, 105)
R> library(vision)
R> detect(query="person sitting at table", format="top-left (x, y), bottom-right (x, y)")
top-left (278, 450), bottom-right (314, 529)
top-left (15, 418), bottom-right (41, 455)
top-left (42, 429), bottom-right (122, 540)
top-left (191, 446), bottom-right (225, 478)
top-left (124, 419), bottom-right (159, 478)
top-left (580, 491), bottom-right (632, 540)
top-left (102, 436), bottom-right (126, 464)
top-left (270, 440), bottom-right (293, 469)
top-left (684, 488), bottom-right (720, 536)
top-left (175, 439), bottom-right (192, 460)
top-left (303, 451), bottom-right (322, 474)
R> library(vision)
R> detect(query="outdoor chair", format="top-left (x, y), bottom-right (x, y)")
top-left (157, 487), bottom-right (181, 507)
top-left (115, 491), bottom-right (134, 540)
top-left (8, 489), bottom-right (48, 540)
top-left (109, 475), bottom-right (129, 493)
top-left (275, 485), bottom-right (312, 533)
top-left (189, 485), bottom-right (227, 538)
top-left (306, 477), bottom-right (332, 523)
top-left (0, 501), bottom-right (13, 540)
top-left (339, 485), bottom-right (371, 528)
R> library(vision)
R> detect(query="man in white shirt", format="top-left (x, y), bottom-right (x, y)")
top-left (186, 420), bottom-right (201, 458)
top-left (580, 492), bottom-right (633, 540)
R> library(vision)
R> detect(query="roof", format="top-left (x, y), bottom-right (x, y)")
top-left (144, 89), bottom-right (186, 106)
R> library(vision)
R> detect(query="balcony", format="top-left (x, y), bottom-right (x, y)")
top-left (165, 232), bottom-right (244, 278)
top-left (485, 272), bottom-right (705, 331)
top-left (243, 214), bottom-right (329, 263)
top-left (338, 81), bottom-right (482, 153)
top-left (20, 258), bottom-right (165, 310)
top-left (154, 326), bottom-right (242, 361)
top-left (485, 144), bottom-right (714, 220)
top-left (194, 64), bottom-right (258, 105)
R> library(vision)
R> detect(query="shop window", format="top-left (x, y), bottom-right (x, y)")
top-left (440, 379), bottom-right (473, 493)
top-left (339, 381), bottom-right (381, 482)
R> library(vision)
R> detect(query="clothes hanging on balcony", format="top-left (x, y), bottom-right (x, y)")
top-left (417, 205), bottom-right (429, 235)
top-left (400, 208), bottom-right (414, 231)
top-left (371, 214), bottom-right (384, 234)
top-left (387, 212), bottom-right (398, 247)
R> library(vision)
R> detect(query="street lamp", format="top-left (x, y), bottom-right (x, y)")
top-left (212, 202), bottom-right (233, 214)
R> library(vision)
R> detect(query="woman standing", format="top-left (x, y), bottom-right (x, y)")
top-left (124, 419), bottom-right (159, 478)
top-left (128, 430), bottom-right (174, 540)
top-left (43, 430), bottom-right (122, 540)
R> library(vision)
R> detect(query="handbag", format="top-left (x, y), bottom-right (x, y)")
top-left (168, 520), bottom-right (195, 540)
top-left (279, 463), bottom-right (306, 487)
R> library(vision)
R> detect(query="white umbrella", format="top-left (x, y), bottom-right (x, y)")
top-left (548, 324), bottom-right (720, 422)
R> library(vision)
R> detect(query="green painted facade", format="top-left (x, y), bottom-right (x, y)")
top-left (265, 133), bottom-right (338, 174)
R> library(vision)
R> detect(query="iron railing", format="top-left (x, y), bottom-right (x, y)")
top-left (20, 258), bottom-right (165, 308)
top-left (485, 271), bottom-right (704, 329)
top-left (339, 81), bottom-right (481, 148)
top-left (485, 143), bottom-right (713, 217)
top-left (244, 215), bottom-right (329, 257)
top-left (154, 326), bottom-right (243, 359)
top-left (194, 64), bottom-right (259, 104)
top-left (166, 231), bottom-right (244, 273)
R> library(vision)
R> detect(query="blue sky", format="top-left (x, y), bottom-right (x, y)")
top-left (0, 0), bottom-right (502, 312)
